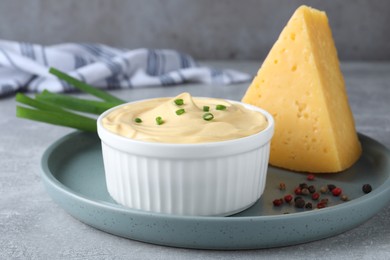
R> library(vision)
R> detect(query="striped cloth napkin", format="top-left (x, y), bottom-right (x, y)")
top-left (0, 39), bottom-right (250, 97)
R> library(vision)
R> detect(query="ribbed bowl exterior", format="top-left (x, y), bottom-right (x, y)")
top-left (98, 99), bottom-right (274, 216)
top-left (101, 141), bottom-right (270, 216)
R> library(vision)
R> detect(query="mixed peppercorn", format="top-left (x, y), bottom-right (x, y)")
top-left (272, 174), bottom-right (373, 210)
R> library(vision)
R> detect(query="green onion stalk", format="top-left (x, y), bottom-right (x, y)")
top-left (15, 68), bottom-right (126, 132)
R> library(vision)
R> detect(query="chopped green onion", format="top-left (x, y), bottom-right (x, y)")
top-left (174, 99), bottom-right (184, 106)
top-left (203, 106), bottom-right (210, 112)
top-left (49, 67), bottom-right (125, 105)
top-left (155, 116), bottom-right (164, 125)
top-left (216, 104), bottom-right (227, 110)
top-left (175, 108), bottom-right (185, 115)
top-left (134, 118), bottom-right (142, 123)
top-left (203, 112), bottom-right (214, 121)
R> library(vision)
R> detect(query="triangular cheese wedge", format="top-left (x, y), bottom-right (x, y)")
top-left (242, 5), bottom-right (361, 173)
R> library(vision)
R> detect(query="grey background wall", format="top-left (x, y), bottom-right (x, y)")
top-left (0, 0), bottom-right (389, 60)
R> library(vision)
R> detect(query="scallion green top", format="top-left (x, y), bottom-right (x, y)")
top-left (155, 116), bottom-right (164, 125)
top-left (174, 99), bottom-right (184, 106)
top-left (216, 104), bottom-right (227, 110)
top-left (203, 112), bottom-right (214, 121)
top-left (175, 108), bottom-right (185, 115)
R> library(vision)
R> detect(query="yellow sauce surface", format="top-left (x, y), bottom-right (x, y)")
top-left (102, 93), bottom-right (268, 143)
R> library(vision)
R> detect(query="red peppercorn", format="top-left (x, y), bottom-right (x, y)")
top-left (317, 202), bottom-right (327, 209)
top-left (311, 192), bottom-right (320, 200)
top-left (320, 198), bottom-right (329, 204)
top-left (307, 174), bottom-right (315, 181)
top-left (332, 187), bottom-right (342, 196)
top-left (273, 198), bottom-right (284, 207)
top-left (284, 194), bottom-right (293, 203)
top-left (294, 187), bottom-right (302, 195)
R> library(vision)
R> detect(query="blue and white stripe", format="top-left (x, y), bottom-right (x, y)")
top-left (0, 39), bottom-right (250, 97)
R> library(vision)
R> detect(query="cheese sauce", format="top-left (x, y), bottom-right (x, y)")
top-left (102, 93), bottom-right (268, 143)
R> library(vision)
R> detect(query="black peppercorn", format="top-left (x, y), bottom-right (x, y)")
top-left (295, 198), bottom-right (305, 208)
top-left (327, 184), bottom-right (336, 191)
top-left (294, 196), bottom-right (303, 202)
top-left (308, 185), bottom-right (316, 193)
top-left (362, 184), bottom-right (372, 194)
top-left (299, 183), bottom-right (309, 189)
top-left (305, 202), bottom-right (313, 209)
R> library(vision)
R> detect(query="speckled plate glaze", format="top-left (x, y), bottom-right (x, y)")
top-left (41, 131), bottom-right (390, 249)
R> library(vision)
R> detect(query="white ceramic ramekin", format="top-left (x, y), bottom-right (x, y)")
top-left (97, 98), bottom-right (274, 216)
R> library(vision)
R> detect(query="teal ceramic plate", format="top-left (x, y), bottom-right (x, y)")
top-left (41, 131), bottom-right (390, 249)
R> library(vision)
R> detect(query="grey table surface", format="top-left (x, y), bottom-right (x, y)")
top-left (1, 61), bottom-right (389, 259)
